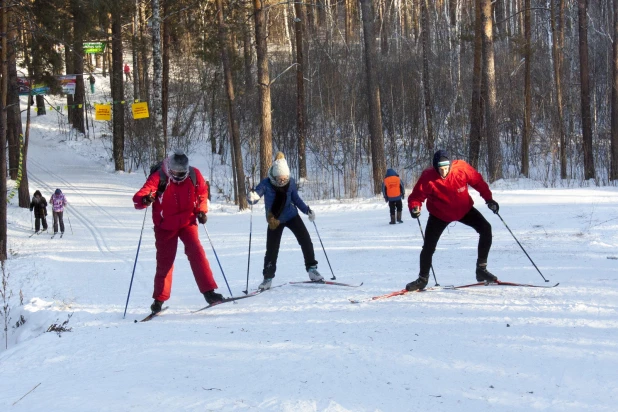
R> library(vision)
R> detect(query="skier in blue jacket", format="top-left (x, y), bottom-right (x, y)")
top-left (248, 152), bottom-right (322, 290)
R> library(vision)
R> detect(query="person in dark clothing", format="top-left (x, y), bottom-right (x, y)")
top-left (405, 150), bottom-right (500, 291)
top-left (29, 190), bottom-right (49, 232)
top-left (382, 168), bottom-right (405, 224)
top-left (88, 74), bottom-right (95, 93)
top-left (247, 152), bottom-right (321, 290)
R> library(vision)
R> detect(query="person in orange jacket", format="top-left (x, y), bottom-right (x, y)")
top-left (132, 150), bottom-right (222, 314)
top-left (405, 150), bottom-right (500, 291)
top-left (382, 168), bottom-right (405, 224)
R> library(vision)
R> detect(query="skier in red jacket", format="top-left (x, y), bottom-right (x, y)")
top-left (405, 150), bottom-right (500, 291)
top-left (133, 150), bottom-right (222, 313)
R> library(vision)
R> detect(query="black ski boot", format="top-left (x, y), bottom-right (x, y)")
top-left (405, 275), bottom-right (429, 291)
top-left (150, 299), bottom-right (164, 314)
top-left (476, 264), bottom-right (498, 283)
top-left (389, 214), bottom-right (396, 225)
top-left (396, 211), bottom-right (403, 223)
top-left (203, 290), bottom-right (224, 305)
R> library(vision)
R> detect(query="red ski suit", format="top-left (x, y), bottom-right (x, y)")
top-left (408, 160), bottom-right (493, 222)
top-left (133, 166), bottom-right (217, 301)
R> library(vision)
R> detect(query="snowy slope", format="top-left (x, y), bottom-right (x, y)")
top-left (1, 92), bottom-right (618, 411)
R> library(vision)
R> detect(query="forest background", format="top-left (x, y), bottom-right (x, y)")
top-left (0, 0), bottom-right (616, 261)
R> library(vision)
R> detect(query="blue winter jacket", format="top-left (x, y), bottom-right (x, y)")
top-left (249, 177), bottom-right (310, 224)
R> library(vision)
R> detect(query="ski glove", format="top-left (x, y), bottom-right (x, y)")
top-left (308, 208), bottom-right (316, 222)
top-left (142, 193), bottom-right (154, 206)
top-left (197, 212), bottom-right (207, 224)
top-left (267, 212), bottom-right (280, 230)
top-left (411, 206), bottom-right (421, 219)
top-left (486, 199), bottom-right (499, 214)
top-left (248, 190), bottom-right (260, 203)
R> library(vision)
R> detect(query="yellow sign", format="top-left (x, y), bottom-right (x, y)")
top-left (132, 102), bottom-right (149, 119)
top-left (95, 104), bottom-right (112, 121)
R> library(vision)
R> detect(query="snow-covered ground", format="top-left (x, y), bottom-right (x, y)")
top-left (1, 88), bottom-right (618, 411)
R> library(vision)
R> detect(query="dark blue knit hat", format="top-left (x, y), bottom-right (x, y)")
top-left (55, 188), bottom-right (62, 195)
top-left (432, 150), bottom-right (450, 173)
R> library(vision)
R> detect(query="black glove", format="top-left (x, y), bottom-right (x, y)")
top-left (197, 212), bottom-right (207, 224)
top-left (142, 193), bottom-right (154, 206)
top-left (486, 199), bottom-right (499, 214)
top-left (410, 206), bottom-right (421, 219)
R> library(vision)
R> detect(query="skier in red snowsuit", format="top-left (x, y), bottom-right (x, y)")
top-left (405, 150), bottom-right (500, 291)
top-left (133, 150), bottom-right (222, 313)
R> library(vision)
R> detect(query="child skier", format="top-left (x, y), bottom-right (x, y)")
top-left (29, 190), bottom-right (48, 232)
top-left (382, 168), bottom-right (405, 224)
top-left (247, 152), bottom-right (322, 290)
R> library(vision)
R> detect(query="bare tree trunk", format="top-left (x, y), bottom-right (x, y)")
top-left (578, 0), bottom-right (594, 180)
top-left (612, 0), bottom-right (618, 180)
top-left (521, 0), bottom-right (531, 177)
top-left (209, 72), bottom-right (218, 154)
top-left (551, 0), bottom-right (567, 178)
top-left (468, 0), bottom-right (483, 168)
top-left (379, 0), bottom-right (389, 55)
top-left (0, 0), bottom-right (8, 260)
top-left (139, 2), bottom-right (149, 102)
top-left (294, 2), bottom-right (307, 179)
top-left (151, 0), bottom-right (165, 159)
top-left (71, 0), bottom-right (85, 134)
top-left (243, 15), bottom-right (254, 92)
top-left (359, 0), bottom-right (386, 194)
top-left (420, 0), bottom-right (434, 153)
top-left (254, 0), bottom-right (273, 178)
top-left (112, 4), bottom-right (125, 171)
top-left (20, 42), bottom-right (33, 210)
top-left (162, 0), bottom-right (170, 150)
top-left (7, 8), bottom-right (21, 182)
top-left (132, 0), bottom-right (140, 100)
top-left (217, 0), bottom-right (247, 210)
top-left (481, 0), bottom-right (502, 182)
top-left (345, 0), bottom-right (353, 44)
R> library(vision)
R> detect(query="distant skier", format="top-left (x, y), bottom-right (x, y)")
top-left (88, 73), bottom-right (95, 93)
top-left (124, 63), bottom-right (131, 82)
top-left (405, 150), bottom-right (500, 291)
top-left (49, 189), bottom-right (67, 235)
top-left (132, 149), bottom-right (223, 314)
top-left (29, 190), bottom-right (48, 233)
top-left (382, 168), bottom-right (405, 224)
top-left (247, 152), bottom-right (322, 290)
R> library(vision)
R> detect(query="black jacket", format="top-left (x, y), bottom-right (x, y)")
top-left (30, 192), bottom-right (48, 218)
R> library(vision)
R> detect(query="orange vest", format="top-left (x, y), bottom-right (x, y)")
top-left (384, 176), bottom-right (402, 198)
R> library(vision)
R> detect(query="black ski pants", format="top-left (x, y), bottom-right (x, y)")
top-left (53, 211), bottom-right (65, 234)
top-left (263, 214), bottom-right (317, 279)
top-left (388, 200), bottom-right (403, 214)
top-left (35, 216), bottom-right (48, 232)
top-left (419, 207), bottom-right (492, 276)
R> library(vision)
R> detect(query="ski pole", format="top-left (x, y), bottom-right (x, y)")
top-left (496, 212), bottom-right (549, 282)
top-left (201, 223), bottom-right (234, 297)
top-left (243, 181), bottom-right (253, 295)
top-left (123, 208), bottom-right (148, 318)
top-left (65, 208), bottom-right (73, 234)
top-left (30, 210), bottom-right (33, 230)
top-left (312, 220), bottom-right (336, 280)
top-left (416, 218), bottom-right (440, 286)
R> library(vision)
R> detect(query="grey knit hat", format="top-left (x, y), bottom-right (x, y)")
top-left (169, 149), bottom-right (189, 173)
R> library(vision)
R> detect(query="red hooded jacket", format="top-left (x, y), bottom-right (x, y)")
top-left (133, 164), bottom-right (208, 231)
top-left (408, 160), bottom-right (492, 222)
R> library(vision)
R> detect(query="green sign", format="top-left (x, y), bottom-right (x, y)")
top-left (83, 42), bottom-right (106, 54)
